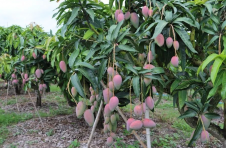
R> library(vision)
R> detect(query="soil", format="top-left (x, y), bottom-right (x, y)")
top-left (0, 86), bottom-right (224, 148)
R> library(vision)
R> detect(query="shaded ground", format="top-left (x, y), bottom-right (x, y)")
top-left (0, 89), bottom-right (223, 148)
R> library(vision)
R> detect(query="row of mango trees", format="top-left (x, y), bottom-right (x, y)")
top-left (0, 0), bottom-right (226, 147)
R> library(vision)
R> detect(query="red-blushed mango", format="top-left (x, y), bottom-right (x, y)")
top-left (103, 88), bottom-right (113, 103)
top-left (147, 51), bottom-right (154, 63)
top-left (71, 87), bottom-right (77, 97)
top-left (143, 64), bottom-right (155, 70)
top-left (42, 84), bottom-right (47, 89)
top-left (144, 73), bottom-right (152, 86)
top-left (125, 11), bottom-right (130, 20)
top-left (109, 81), bottom-right (114, 91)
top-left (115, 9), bottom-right (123, 20)
top-left (110, 132), bottom-right (116, 139)
top-left (32, 52), bottom-right (37, 59)
top-left (138, 53), bottom-right (146, 62)
top-left (39, 84), bottom-right (43, 91)
top-left (59, 61), bottom-right (67, 73)
top-left (90, 95), bottom-right (95, 103)
top-left (43, 55), bottom-right (46, 59)
top-left (104, 124), bottom-right (108, 133)
top-left (24, 73), bottom-right (28, 79)
top-left (113, 74), bottom-right (122, 90)
top-left (106, 137), bottom-right (113, 146)
top-left (110, 114), bottom-right (116, 124)
top-left (41, 69), bottom-right (44, 74)
top-left (201, 114), bottom-right (210, 129)
top-left (117, 13), bottom-right (124, 22)
top-left (152, 86), bottom-right (157, 94)
top-left (155, 34), bottom-right (164, 47)
top-left (142, 6), bottom-right (149, 18)
top-left (22, 79), bottom-right (26, 84)
top-left (76, 101), bottom-right (86, 118)
top-left (109, 96), bottom-right (119, 111)
top-left (134, 105), bottom-right (143, 116)
top-left (21, 55), bottom-right (26, 61)
top-left (89, 86), bottom-right (93, 92)
top-left (173, 41), bottom-right (179, 50)
top-left (95, 94), bottom-right (99, 101)
top-left (143, 118), bottom-right (156, 128)
top-left (130, 120), bottom-right (143, 130)
top-left (209, 65), bottom-right (212, 74)
top-left (140, 103), bottom-right (146, 113)
top-left (201, 130), bottom-right (209, 143)
top-left (112, 121), bottom-right (117, 132)
top-left (107, 67), bottom-right (114, 76)
top-left (12, 73), bottom-right (16, 79)
top-left (35, 69), bottom-right (42, 78)
top-left (104, 104), bottom-right (111, 117)
top-left (148, 9), bottom-right (153, 17)
top-left (126, 118), bottom-right (135, 131)
top-left (93, 101), bottom-right (97, 108)
top-left (166, 37), bottom-right (173, 48)
top-left (91, 90), bottom-right (95, 95)
top-left (84, 109), bottom-right (94, 126)
top-left (91, 105), bottom-right (95, 113)
top-left (145, 96), bottom-right (154, 110)
top-left (105, 116), bottom-right (110, 124)
top-left (171, 56), bottom-right (179, 67)
top-left (12, 79), bottom-right (18, 85)
top-left (130, 13), bottom-right (139, 28)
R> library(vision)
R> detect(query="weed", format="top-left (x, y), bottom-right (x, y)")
top-left (46, 129), bottom-right (54, 136)
top-left (0, 126), bottom-right (9, 145)
top-left (0, 112), bottom-right (33, 126)
top-left (68, 139), bottom-right (80, 148)
top-left (114, 138), bottom-right (140, 148)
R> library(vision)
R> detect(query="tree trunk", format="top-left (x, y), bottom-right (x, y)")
top-left (15, 85), bottom-right (21, 95)
top-left (36, 89), bottom-right (42, 107)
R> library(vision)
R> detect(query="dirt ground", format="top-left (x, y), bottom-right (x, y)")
top-left (0, 85), bottom-right (223, 148)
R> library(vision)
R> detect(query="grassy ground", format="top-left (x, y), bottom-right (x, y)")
top-left (0, 86), bottom-right (73, 146)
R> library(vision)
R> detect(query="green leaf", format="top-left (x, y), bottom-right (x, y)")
top-left (151, 20), bottom-right (168, 39)
top-left (61, 24), bottom-right (67, 38)
top-left (221, 20), bottom-right (226, 31)
top-left (83, 29), bottom-right (94, 40)
top-left (170, 79), bottom-right (180, 93)
top-left (132, 76), bottom-right (140, 98)
top-left (112, 20), bottom-right (124, 40)
top-left (206, 36), bottom-right (219, 48)
top-left (69, 49), bottom-right (80, 68)
top-left (173, 17), bottom-right (196, 27)
top-left (178, 110), bottom-right (197, 119)
top-left (109, 0), bottom-right (114, 9)
top-left (178, 90), bottom-right (187, 109)
top-left (77, 68), bottom-right (97, 91)
top-left (221, 71), bottom-right (226, 99)
top-left (201, 53), bottom-right (218, 71)
top-left (75, 62), bottom-right (94, 69)
top-left (67, 7), bottom-right (80, 25)
top-left (165, 11), bottom-right (172, 22)
top-left (118, 45), bottom-right (138, 52)
top-left (202, 27), bottom-right (216, 35)
top-left (71, 73), bottom-right (86, 98)
top-left (125, 64), bottom-right (138, 75)
top-left (188, 120), bottom-right (202, 146)
top-left (204, 113), bottom-right (220, 119)
top-left (85, 50), bottom-right (95, 61)
top-left (98, 59), bottom-right (107, 81)
top-left (211, 57), bottom-right (223, 84)
top-left (204, 3), bottom-right (212, 14)
top-left (174, 27), bottom-right (197, 53)
top-left (117, 28), bottom-right (130, 42)
top-left (86, 9), bottom-right (94, 22)
top-left (208, 85), bottom-right (219, 98)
